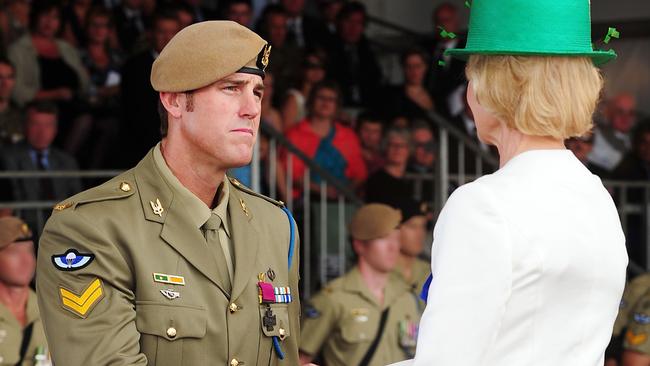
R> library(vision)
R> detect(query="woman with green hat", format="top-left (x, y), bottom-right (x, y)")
top-left (391, 0), bottom-right (627, 365)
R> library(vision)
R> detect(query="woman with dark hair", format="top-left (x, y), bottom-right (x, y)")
top-left (8, 0), bottom-right (91, 154)
top-left (385, 47), bottom-right (435, 122)
top-left (279, 80), bottom-right (367, 200)
top-left (281, 51), bottom-right (326, 130)
top-left (78, 6), bottom-right (124, 168)
top-left (60, 0), bottom-right (92, 47)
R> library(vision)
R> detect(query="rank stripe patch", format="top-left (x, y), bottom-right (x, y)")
top-left (59, 278), bottom-right (104, 318)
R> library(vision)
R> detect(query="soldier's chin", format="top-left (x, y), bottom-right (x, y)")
top-left (229, 151), bottom-right (254, 168)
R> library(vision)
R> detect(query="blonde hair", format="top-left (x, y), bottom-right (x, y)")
top-left (466, 55), bottom-right (603, 139)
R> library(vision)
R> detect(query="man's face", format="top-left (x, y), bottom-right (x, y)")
top-left (281, 0), bottom-right (305, 17)
top-left (25, 110), bottom-right (57, 151)
top-left (607, 94), bottom-right (637, 134)
top-left (171, 73), bottom-right (264, 169)
top-left (433, 6), bottom-right (458, 35)
top-left (227, 3), bottom-right (252, 27)
top-left (36, 8), bottom-right (60, 38)
top-left (412, 128), bottom-right (435, 166)
top-left (404, 54), bottom-right (427, 86)
top-left (386, 135), bottom-right (410, 165)
top-left (87, 15), bottom-right (111, 44)
top-left (0, 63), bottom-right (15, 100)
top-left (637, 133), bottom-right (650, 164)
top-left (0, 241), bottom-right (35, 287)
top-left (358, 121), bottom-right (382, 150)
top-left (399, 215), bottom-right (427, 257)
top-left (338, 12), bottom-right (365, 44)
top-left (267, 13), bottom-right (288, 46)
top-left (357, 229), bottom-right (400, 273)
top-left (154, 18), bottom-right (181, 53)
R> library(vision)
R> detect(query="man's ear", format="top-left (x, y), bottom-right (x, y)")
top-left (159, 92), bottom-right (184, 119)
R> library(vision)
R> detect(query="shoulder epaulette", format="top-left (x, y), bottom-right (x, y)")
top-left (53, 177), bottom-right (135, 212)
top-left (228, 177), bottom-right (285, 208)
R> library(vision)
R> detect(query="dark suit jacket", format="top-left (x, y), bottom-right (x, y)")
top-left (119, 50), bottom-right (160, 167)
top-left (422, 37), bottom-right (467, 117)
top-left (287, 15), bottom-right (330, 50)
top-left (325, 35), bottom-right (383, 108)
top-left (0, 142), bottom-right (82, 201)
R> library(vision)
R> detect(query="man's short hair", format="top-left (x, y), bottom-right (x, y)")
top-left (0, 56), bottom-right (15, 71)
top-left (25, 100), bottom-right (59, 117)
top-left (336, 1), bottom-right (367, 23)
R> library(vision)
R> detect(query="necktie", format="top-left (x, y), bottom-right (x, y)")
top-left (35, 151), bottom-right (54, 200)
top-left (202, 214), bottom-right (232, 294)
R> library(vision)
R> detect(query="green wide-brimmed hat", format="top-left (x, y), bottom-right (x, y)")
top-left (446, 0), bottom-right (616, 65)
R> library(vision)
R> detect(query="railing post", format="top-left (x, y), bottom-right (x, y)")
top-left (251, 136), bottom-right (261, 192)
top-left (320, 181), bottom-right (327, 286)
top-left (269, 138), bottom-right (277, 199)
top-left (303, 167), bottom-right (311, 299)
top-left (286, 154), bottom-right (293, 212)
top-left (437, 127), bottom-right (449, 213)
top-left (338, 195), bottom-right (346, 277)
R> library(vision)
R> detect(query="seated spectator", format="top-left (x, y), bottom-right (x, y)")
top-left (281, 51), bottom-right (326, 130)
top-left (119, 10), bottom-right (181, 168)
top-left (112, 0), bottom-right (146, 54)
top-left (407, 120), bottom-right (436, 204)
top-left (60, 0), bottom-right (93, 47)
top-left (0, 217), bottom-right (49, 365)
top-left (391, 199), bottom-right (430, 297)
top-left (447, 87), bottom-right (495, 176)
top-left (79, 6), bottom-right (123, 168)
top-left (181, 0), bottom-right (217, 23)
top-left (356, 111), bottom-right (385, 175)
top-left (223, 0), bottom-right (252, 28)
top-left (171, 2), bottom-right (195, 29)
top-left (0, 0), bottom-right (30, 49)
top-left (565, 134), bottom-right (609, 177)
top-left (386, 48), bottom-right (435, 122)
top-left (0, 58), bottom-right (23, 145)
top-left (423, 2), bottom-right (466, 117)
top-left (299, 204), bottom-right (420, 365)
top-left (326, 1), bottom-right (382, 108)
top-left (365, 127), bottom-right (414, 206)
top-left (589, 92), bottom-right (638, 173)
top-left (258, 4), bottom-right (302, 106)
top-left (407, 120), bottom-right (435, 174)
top-left (280, 81), bottom-right (367, 200)
top-left (612, 119), bottom-right (650, 182)
top-left (0, 101), bottom-right (81, 230)
top-left (281, 0), bottom-right (329, 50)
top-left (7, 0), bottom-right (92, 156)
top-left (317, 0), bottom-right (344, 38)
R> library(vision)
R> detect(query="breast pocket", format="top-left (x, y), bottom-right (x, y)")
top-left (136, 301), bottom-right (206, 366)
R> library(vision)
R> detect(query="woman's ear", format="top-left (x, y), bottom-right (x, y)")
top-left (159, 92), bottom-right (184, 119)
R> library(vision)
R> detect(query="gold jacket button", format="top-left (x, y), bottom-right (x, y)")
top-left (166, 327), bottom-right (177, 338)
top-left (230, 358), bottom-right (243, 366)
top-left (120, 182), bottom-right (131, 192)
top-left (229, 303), bottom-right (239, 313)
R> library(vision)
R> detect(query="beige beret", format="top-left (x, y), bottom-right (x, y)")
top-left (151, 20), bottom-right (271, 92)
top-left (349, 204), bottom-right (402, 241)
top-left (0, 217), bottom-right (32, 249)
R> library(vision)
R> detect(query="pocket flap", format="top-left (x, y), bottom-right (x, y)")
top-left (136, 302), bottom-right (206, 340)
top-left (259, 303), bottom-right (291, 339)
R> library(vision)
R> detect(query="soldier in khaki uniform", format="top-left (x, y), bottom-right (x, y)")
top-left (299, 204), bottom-right (421, 366)
top-left (620, 275), bottom-right (650, 366)
top-left (36, 21), bottom-right (300, 366)
top-left (0, 217), bottom-right (49, 365)
top-left (391, 200), bottom-right (430, 299)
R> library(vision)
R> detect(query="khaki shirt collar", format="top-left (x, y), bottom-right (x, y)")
top-left (153, 142), bottom-right (230, 235)
top-left (342, 266), bottom-right (408, 310)
top-left (0, 289), bottom-right (40, 325)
